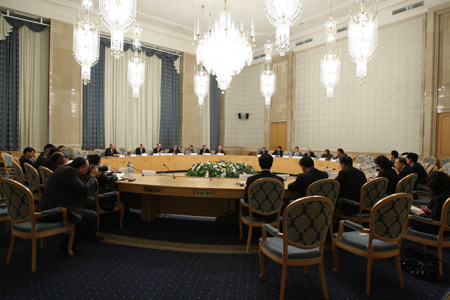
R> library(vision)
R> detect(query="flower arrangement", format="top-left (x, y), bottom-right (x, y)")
top-left (186, 161), bottom-right (257, 178)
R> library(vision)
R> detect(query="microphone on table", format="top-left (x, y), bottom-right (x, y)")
top-left (163, 164), bottom-right (176, 179)
top-left (131, 166), bottom-right (144, 176)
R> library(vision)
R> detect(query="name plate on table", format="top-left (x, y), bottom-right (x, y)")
top-left (161, 153), bottom-right (171, 156)
top-left (144, 187), bottom-right (162, 193)
top-left (239, 174), bottom-right (252, 180)
top-left (283, 155), bottom-right (290, 158)
top-left (194, 189), bottom-right (215, 197)
top-left (153, 153), bottom-right (160, 156)
top-left (119, 155), bottom-right (125, 157)
top-left (216, 153), bottom-right (224, 155)
top-left (319, 158), bottom-right (326, 161)
top-left (142, 170), bottom-right (156, 176)
top-left (191, 153), bottom-right (198, 155)
top-left (278, 174), bottom-right (290, 181)
top-left (292, 156), bottom-right (301, 159)
top-left (257, 154), bottom-right (261, 157)
top-left (141, 153), bottom-right (148, 156)
top-left (203, 153), bottom-right (211, 155)
top-left (177, 153), bottom-right (185, 155)
top-left (131, 154), bottom-right (137, 157)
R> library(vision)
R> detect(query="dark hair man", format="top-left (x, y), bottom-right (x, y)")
top-left (292, 147), bottom-right (301, 157)
top-left (390, 150), bottom-right (399, 164)
top-left (216, 145), bottom-right (226, 155)
top-left (394, 157), bottom-right (414, 180)
top-left (19, 147), bottom-right (35, 172)
top-left (406, 152), bottom-right (427, 185)
top-left (273, 146), bottom-right (283, 157)
top-left (185, 145), bottom-right (195, 155)
top-left (258, 147), bottom-right (267, 155)
top-left (321, 149), bottom-right (333, 160)
top-left (43, 151), bottom-right (66, 172)
top-left (168, 145), bottom-right (182, 154)
top-left (199, 145), bottom-right (211, 155)
top-left (135, 143), bottom-right (146, 155)
top-left (288, 157), bottom-right (327, 198)
top-left (105, 143), bottom-right (120, 157)
top-left (153, 143), bottom-right (163, 154)
top-left (334, 148), bottom-right (346, 159)
top-left (34, 147), bottom-right (54, 169)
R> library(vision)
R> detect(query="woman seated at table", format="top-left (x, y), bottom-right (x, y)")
top-left (410, 171), bottom-right (450, 235)
top-left (374, 155), bottom-right (399, 195)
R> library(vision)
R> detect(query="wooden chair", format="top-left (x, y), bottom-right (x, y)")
top-left (440, 162), bottom-right (450, 176)
top-left (80, 151), bottom-right (89, 159)
top-left (335, 177), bottom-right (389, 225)
top-left (0, 178), bottom-right (75, 272)
top-left (93, 149), bottom-right (102, 156)
top-left (239, 178), bottom-right (285, 253)
top-left (1, 152), bottom-right (15, 176)
top-left (11, 160), bottom-right (27, 185)
top-left (23, 163), bottom-right (42, 203)
top-left (0, 174), bottom-right (11, 232)
top-left (403, 197), bottom-right (450, 277)
top-left (332, 193), bottom-right (413, 295)
top-left (64, 147), bottom-right (74, 159)
top-left (396, 173), bottom-right (417, 195)
top-left (94, 179), bottom-right (124, 231)
top-left (75, 149), bottom-right (81, 158)
top-left (440, 157), bottom-right (450, 168)
top-left (38, 166), bottom-right (53, 189)
top-left (426, 164), bottom-right (437, 175)
top-left (259, 196), bottom-right (333, 300)
top-left (423, 156), bottom-right (437, 166)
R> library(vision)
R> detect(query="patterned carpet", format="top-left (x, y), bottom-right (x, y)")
top-left (0, 211), bottom-right (449, 299)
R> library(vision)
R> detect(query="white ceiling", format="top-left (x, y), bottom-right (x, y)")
top-left (0, 0), bottom-right (447, 55)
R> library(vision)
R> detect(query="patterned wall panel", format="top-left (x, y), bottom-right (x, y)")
top-left (224, 64), bottom-right (265, 148)
top-left (294, 17), bottom-right (424, 154)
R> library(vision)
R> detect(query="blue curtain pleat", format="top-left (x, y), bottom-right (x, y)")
top-left (210, 75), bottom-right (220, 151)
top-left (0, 27), bottom-right (20, 150)
top-left (82, 43), bottom-right (105, 150)
top-left (159, 58), bottom-right (180, 149)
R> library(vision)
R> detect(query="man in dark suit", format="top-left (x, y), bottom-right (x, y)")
top-left (243, 154), bottom-right (284, 204)
top-left (42, 151), bottom-right (66, 172)
top-left (19, 147), bottom-right (35, 173)
top-left (390, 150), bottom-right (399, 165)
top-left (38, 158), bottom-right (102, 251)
top-left (334, 148), bottom-right (346, 160)
top-left (395, 157), bottom-right (414, 180)
top-left (135, 143), bottom-right (147, 155)
top-left (258, 147), bottom-right (268, 155)
top-left (321, 149), bottom-right (333, 160)
top-left (291, 146), bottom-right (302, 157)
top-left (34, 147), bottom-right (51, 169)
top-left (215, 145), bottom-right (226, 155)
top-left (184, 145), bottom-right (196, 155)
top-left (153, 143), bottom-right (163, 154)
top-left (407, 153), bottom-right (428, 185)
top-left (105, 143), bottom-right (120, 157)
top-left (303, 148), bottom-right (316, 158)
top-left (336, 156), bottom-right (367, 214)
top-left (168, 145), bottom-right (182, 154)
top-left (272, 146), bottom-right (283, 157)
top-left (288, 157), bottom-right (328, 198)
top-left (199, 145), bottom-right (211, 155)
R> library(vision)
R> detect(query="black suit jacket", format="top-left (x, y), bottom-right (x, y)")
top-left (153, 147), bottom-right (163, 154)
top-left (135, 147), bottom-right (146, 155)
top-left (19, 155), bottom-right (34, 173)
top-left (42, 160), bottom-right (62, 172)
top-left (304, 152), bottom-right (316, 158)
top-left (377, 168), bottom-right (399, 195)
top-left (38, 166), bottom-right (96, 223)
top-left (216, 150), bottom-right (226, 155)
top-left (398, 165), bottom-right (414, 180)
top-left (291, 151), bottom-right (302, 157)
top-left (335, 167), bottom-right (367, 201)
top-left (273, 150), bottom-right (283, 157)
top-left (168, 148), bottom-right (181, 154)
top-left (33, 154), bottom-right (47, 169)
top-left (321, 153), bottom-right (333, 160)
top-left (105, 148), bottom-right (119, 156)
top-left (288, 168), bottom-right (328, 198)
top-left (244, 170), bottom-right (284, 203)
top-left (199, 149), bottom-right (211, 155)
top-left (411, 163), bottom-right (427, 185)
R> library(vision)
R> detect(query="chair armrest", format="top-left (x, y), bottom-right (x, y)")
top-left (264, 224), bottom-right (281, 237)
top-left (411, 214), bottom-right (440, 225)
top-left (340, 198), bottom-right (359, 206)
top-left (239, 198), bottom-right (249, 208)
top-left (343, 220), bottom-right (365, 231)
top-left (40, 207), bottom-right (63, 216)
top-left (99, 191), bottom-right (117, 198)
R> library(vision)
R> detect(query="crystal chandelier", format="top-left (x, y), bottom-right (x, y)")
top-left (194, 0), bottom-right (255, 92)
top-left (99, 0), bottom-right (137, 59)
top-left (260, 42), bottom-right (276, 108)
top-left (128, 26), bottom-right (145, 98)
top-left (348, 0), bottom-right (378, 83)
top-left (73, 0), bottom-right (100, 85)
top-left (320, 0), bottom-right (340, 98)
top-left (194, 64), bottom-right (210, 106)
top-left (264, 0), bottom-right (302, 57)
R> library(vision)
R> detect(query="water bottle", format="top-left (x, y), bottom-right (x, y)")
top-left (326, 166), bottom-right (331, 178)
top-left (128, 162), bottom-right (134, 178)
top-left (125, 162), bottom-right (130, 178)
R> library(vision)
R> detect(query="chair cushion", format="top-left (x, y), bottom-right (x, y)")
top-left (240, 214), bottom-right (277, 224)
top-left (350, 213), bottom-right (371, 219)
top-left (13, 221), bottom-right (67, 234)
top-left (405, 228), bottom-right (450, 242)
top-left (259, 237), bottom-right (321, 260)
top-left (333, 231), bottom-right (399, 252)
top-left (0, 207), bottom-right (8, 218)
top-left (413, 197), bottom-right (431, 206)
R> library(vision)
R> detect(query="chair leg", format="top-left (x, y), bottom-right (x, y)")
top-left (395, 255), bottom-right (404, 289)
top-left (438, 246), bottom-right (443, 278)
top-left (366, 258), bottom-right (373, 296)
top-left (119, 207), bottom-right (124, 229)
top-left (246, 226), bottom-right (253, 253)
top-left (68, 228), bottom-right (75, 256)
top-left (304, 266), bottom-right (309, 275)
top-left (97, 214), bottom-right (100, 231)
top-left (259, 247), bottom-right (265, 280)
top-left (280, 264), bottom-right (287, 300)
top-left (40, 238), bottom-right (44, 249)
top-left (331, 240), bottom-right (339, 273)
top-left (31, 238), bottom-right (37, 272)
top-left (239, 219), bottom-right (243, 240)
top-left (6, 234), bottom-right (15, 264)
top-left (318, 262), bottom-right (329, 299)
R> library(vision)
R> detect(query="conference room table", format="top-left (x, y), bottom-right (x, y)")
top-left (104, 155), bottom-right (340, 221)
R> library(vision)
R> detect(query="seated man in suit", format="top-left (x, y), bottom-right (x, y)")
top-left (291, 146), bottom-right (302, 157)
top-left (35, 147), bottom-right (59, 169)
top-left (168, 145), bottom-right (181, 154)
top-left (243, 154), bottom-right (284, 206)
top-left (184, 145), bottom-right (195, 155)
top-left (374, 155), bottom-right (398, 195)
top-left (57, 145), bottom-right (66, 153)
top-left (135, 143), bottom-right (147, 155)
top-left (272, 146), bottom-right (283, 157)
top-left (288, 157), bottom-right (328, 198)
top-left (38, 157), bottom-right (102, 251)
top-left (395, 157), bottom-right (414, 180)
top-left (105, 143), bottom-right (120, 157)
top-left (407, 152), bottom-right (427, 185)
top-left (390, 150), bottom-right (399, 165)
top-left (321, 149), bottom-right (333, 160)
top-left (303, 148), bottom-right (316, 158)
top-left (42, 151), bottom-right (66, 172)
top-left (215, 145), bottom-right (226, 155)
top-left (34, 146), bottom-right (53, 169)
top-left (258, 147), bottom-right (268, 155)
top-left (153, 143), bottom-right (163, 154)
top-left (336, 155), bottom-right (367, 214)
top-left (19, 147), bottom-right (35, 173)
top-left (334, 148), bottom-right (346, 160)
top-left (199, 145), bottom-right (210, 155)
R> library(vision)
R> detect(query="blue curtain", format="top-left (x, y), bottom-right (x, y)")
top-left (82, 43), bottom-right (105, 150)
top-left (210, 75), bottom-right (220, 151)
top-left (0, 27), bottom-right (19, 150)
top-left (159, 57), bottom-right (180, 149)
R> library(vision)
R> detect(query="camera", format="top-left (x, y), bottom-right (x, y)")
top-left (98, 166), bottom-right (109, 172)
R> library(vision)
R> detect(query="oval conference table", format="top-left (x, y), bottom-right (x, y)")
top-left (103, 155), bottom-right (340, 221)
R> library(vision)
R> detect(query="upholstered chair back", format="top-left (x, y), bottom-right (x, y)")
top-left (64, 147), bottom-right (74, 158)
top-left (1, 153), bottom-right (14, 168)
top-left (365, 156), bottom-right (374, 165)
top-left (75, 150), bottom-right (81, 157)
top-left (93, 149), bottom-right (101, 156)
top-left (11, 160), bottom-right (25, 184)
top-left (247, 178), bottom-right (284, 215)
top-left (440, 158), bottom-right (450, 168)
top-left (0, 178), bottom-right (33, 222)
top-left (423, 156), bottom-right (437, 166)
top-left (441, 163), bottom-right (450, 176)
top-left (38, 166), bottom-right (53, 188)
top-left (284, 196), bottom-right (333, 247)
top-left (396, 173), bottom-right (417, 194)
top-left (371, 193), bottom-right (412, 242)
top-left (80, 151), bottom-right (89, 159)
top-left (357, 155), bottom-right (366, 165)
top-left (361, 177), bottom-right (389, 210)
top-left (23, 163), bottom-right (39, 192)
top-left (306, 179), bottom-right (340, 208)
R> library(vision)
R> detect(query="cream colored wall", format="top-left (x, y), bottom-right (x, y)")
top-left (48, 19), bottom-right (82, 149)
